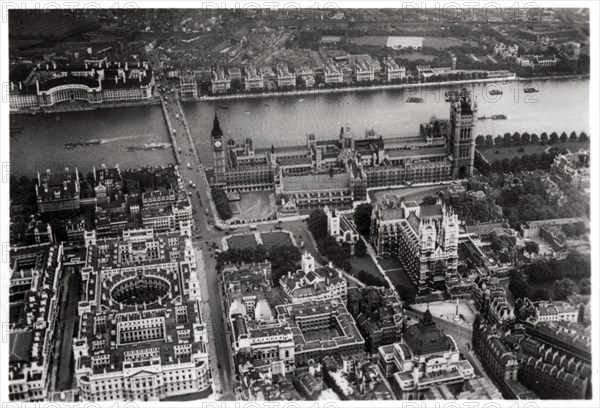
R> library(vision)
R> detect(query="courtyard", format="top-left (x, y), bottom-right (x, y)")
top-left (368, 184), bottom-right (449, 206)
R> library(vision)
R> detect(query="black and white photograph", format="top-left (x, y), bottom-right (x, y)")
top-left (2, 1), bottom-right (598, 405)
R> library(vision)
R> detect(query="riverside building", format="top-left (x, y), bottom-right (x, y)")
top-left (323, 60), bottom-right (344, 83)
top-left (211, 66), bottom-right (231, 94)
top-left (209, 93), bottom-right (477, 211)
top-left (383, 57), bottom-right (406, 81)
top-left (244, 65), bottom-right (264, 90)
top-left (276, 63), bottom-right (297, 88)
top-left (9, 61), bottom-right (154, 111)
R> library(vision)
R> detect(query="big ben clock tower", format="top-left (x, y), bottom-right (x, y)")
top-left (449, 94), bottom-right (477, 179)
top-left (211, 113), bottom-right (226, 184)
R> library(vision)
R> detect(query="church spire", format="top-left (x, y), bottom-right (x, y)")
top-left (211, 113), bottom-right (223, 138)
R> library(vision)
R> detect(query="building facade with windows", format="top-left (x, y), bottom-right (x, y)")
top-left (378, 309), bottom-right (474, 400)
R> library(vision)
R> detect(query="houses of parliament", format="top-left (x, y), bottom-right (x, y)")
top-left (208, 93), bottom-right (477, 209)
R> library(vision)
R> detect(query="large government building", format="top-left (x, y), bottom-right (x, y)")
top-left (209, 94), bottom-right (477, 211)
top-left (72, 230), bottom-right (211, 401)
top-left (9, 61), bottom-right (154, 111)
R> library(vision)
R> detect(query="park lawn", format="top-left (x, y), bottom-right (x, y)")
top-left (260, 231), bottom-right (293, 250)
top-left (349, 255), bottom-right (383, 279)
top-left (378, 257), bottom-right (403, 271)
top-left (226, 234), bottom-right (257, 250)
top-left (387, 268), bottom-right (417, 291)
top-left (479, 140), bottom-right (590, 163)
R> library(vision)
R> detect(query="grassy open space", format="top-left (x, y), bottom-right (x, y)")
top-left (260, 231), bottom-right (293, 249)
top-left (378, 258), bottom-right (403, 271)
top-left (225, 234), bottom-right (257, 250)
top-left (379, 257), bottom-right (417, 291)
top-left (349, 255), bottom-right (382, 278)
top-left (479, 140), bottom-right (589, 163)
top-left (386, 268), bottom-right (416, 291)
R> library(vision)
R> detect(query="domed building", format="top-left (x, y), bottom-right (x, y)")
top-left (378, 309), bottom-right (474, 400)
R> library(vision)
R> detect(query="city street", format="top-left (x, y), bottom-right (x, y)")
top-left (159, 84), bottom-right (234, 400)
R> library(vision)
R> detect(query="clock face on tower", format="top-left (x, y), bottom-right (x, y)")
top-left (214, 140), bottom-right (222, 149)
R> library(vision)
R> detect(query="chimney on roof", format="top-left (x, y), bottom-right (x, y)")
top-left (10, 82), bottom-right (14, 91)
top-left (63, 181), bottom-right (68, 191)
top-left (115, 76), bottom-right (118, 84)
top-left (45, 63), bottom-right (49, 70)
top-left (85, 63), bottom-right (88, 69)
top-left (125, 62), bottom-right (128, 70)
top-left (19, 81), bottom-right (22, 90)
top-left (53, 62), bottom-right (56, 69)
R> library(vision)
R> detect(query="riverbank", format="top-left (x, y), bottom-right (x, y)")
top-left (183, 73), bottom-right (589, 103)
top-left (10, 97), bottom-right (161, 115)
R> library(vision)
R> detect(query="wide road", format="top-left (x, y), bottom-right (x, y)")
top-left (159, 84), bottom-right (234, 400)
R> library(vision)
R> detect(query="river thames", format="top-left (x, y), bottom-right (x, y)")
top-left (10, 78), bottom-right (589, 176)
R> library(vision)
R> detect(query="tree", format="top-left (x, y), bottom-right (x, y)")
top-left (524, 241), bottom-right (539, 255)
top-left (353, 203), bottom-right (373, 236)
top-left (421, 195), bottom-right (438, 206)
top-left (307, 209), bottom-right (328, 238)
top-left (553, 277), bottom-right (576, 300)
top-left (475, 135), bottom-right (486, 147)
top-left (549, 132), bottom-right (559, 144)
top-left (485, 134), bottom-right (494, 147)
top-left (530, 133), bottom-right (539, 144)
top-left (530, 288), bottom-right (552, 301)
top-left (211, 188), bottom-right (232, 220)
top-left (574, 221), bottom-right (587, 236)
top-left (512, 132), bottom-right (521, 145)
top-left (559, 131), bottom-right (568, 142)
top-left (569, 131), bottom-right (578, 141)
top-left (579, 131), bottom-right (588, 142)
top-left (354, 239), bottom-right (367, 257)
top-left (579, 278), bottom-right (591, 295)
top-left (562, 224), bottom-right (577, 237)
top-left (397, 285), bottom-right (416, 306)
top-left (509, 271), bottom-right (529, 300)
top-left (540, 132), bottom-right (549, 144)
top-left (503, 132), bottom-right (513, 145)
top-left (357, 270), bottom-right (388, 287)
top-left (521, 132), bottom-right (531, 144)
top-left (494, 135), bottom-right (503, 146)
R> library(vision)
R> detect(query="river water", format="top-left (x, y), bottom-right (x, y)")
top-left (10, 78), bottom-right (589, 177)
